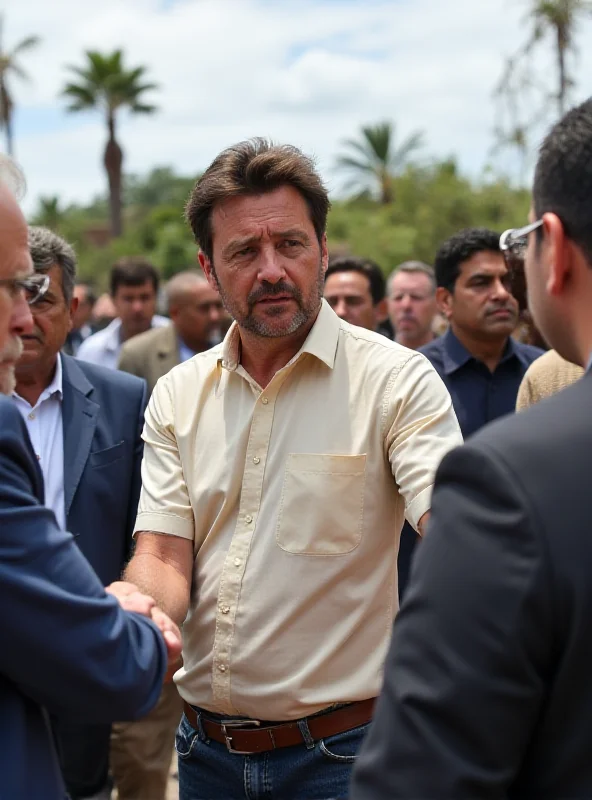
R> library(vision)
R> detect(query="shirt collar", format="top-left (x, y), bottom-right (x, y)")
top-left (441, 328), bottom-right (526, 375)
top-left (219, 299), bottom-right (341, 373)
top-left (102, 318), bottom-right (123, 354)
top-left (41, 352), bottom-right (64, 401)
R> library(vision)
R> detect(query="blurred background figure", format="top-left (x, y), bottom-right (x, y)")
top-left (516, 348), bottom-right (584, 411)
top-left (90, 292), bottom-right (116, 332)
top-left (119, 270), bottom-right (225, 394)
top-left (420, 227), bottom-right (543, 439)
top-left (77, 257), bottom-right (168, 369)
top-left (387, 261), bottom-right (438, 350)
top-left (324, 255), bottom-right (388, 333)
top-left (63, 281), bottom-right (96, 355)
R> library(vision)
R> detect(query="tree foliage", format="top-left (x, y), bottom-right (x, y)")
top-left (30, 161), bottom-right (530, 288)
top-left (62, 50), bottom-right (158, 237)
top-left (0, 16), bottom-right (40, 156)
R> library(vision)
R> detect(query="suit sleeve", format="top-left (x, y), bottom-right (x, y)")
top-left (0, 405), bottom-right (167, 723)
top-left (351, 442), bottom-right (554, 799)
top-left (124, 380), bottom-right (148, 561)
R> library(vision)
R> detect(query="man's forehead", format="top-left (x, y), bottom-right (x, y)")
top-left (461, 251), bottom-right (506, 275)
top-left (325, 271), bottom-right (371, 294)
top-left (391, 271), bottom-right (431, 290)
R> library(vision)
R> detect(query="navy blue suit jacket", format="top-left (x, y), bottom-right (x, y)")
top-left (0, 396), bottom-right (166, 800)
top-left (55, 355), bottom-right (148, 796)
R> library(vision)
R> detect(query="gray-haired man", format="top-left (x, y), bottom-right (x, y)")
top-left (387, 261), bottom-right (439, 350)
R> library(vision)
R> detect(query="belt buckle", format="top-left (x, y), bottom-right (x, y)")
top-left (220, 718), bottom-right (261, 755)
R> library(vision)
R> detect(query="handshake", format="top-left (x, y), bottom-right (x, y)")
top-left (106, 581), bottom-right (183, 680)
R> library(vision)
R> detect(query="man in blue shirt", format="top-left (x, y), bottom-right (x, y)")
top-left (420, 227), bottom-right (543, 438)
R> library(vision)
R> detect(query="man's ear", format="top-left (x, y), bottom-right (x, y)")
top-left (68, 296), bottom-right (79, 333)
top-left (436, 286), bottom-right (453, 319)
top-left (374, 298), bottom-right (388, 324)
top-left (544, 212), bottom-right (570, 297)
top-left (198, 251), bottom-right (218, 291)
top-left (320, 234), bottom-right (329, 275)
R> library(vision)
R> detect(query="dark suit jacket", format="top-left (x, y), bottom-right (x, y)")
top-left (0, 396), bottom-right (166, 800)
top-left (54, 355), bottom-right (147, 797)
top-left (352, 372), bottom-right (592, 799)
top-left (118, 323), bottom-right (180, 396)
top-left (62, 353), bottom-right (147, 585)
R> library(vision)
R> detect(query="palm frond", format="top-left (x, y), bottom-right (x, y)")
top-left (10, 35), bottom-right (40, 56)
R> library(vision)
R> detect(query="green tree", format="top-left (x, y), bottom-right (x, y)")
top-left (335, 121), bottom-right (424, 204)
top-left (0, 16), bottom-right (40, 156)
top-left (62, 50), bottom-right (158, 238)
top-left (32, 195), bottom-right (66, 230)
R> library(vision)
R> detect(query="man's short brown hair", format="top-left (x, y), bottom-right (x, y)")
top-left (185, 138), bottom-right (330, 261)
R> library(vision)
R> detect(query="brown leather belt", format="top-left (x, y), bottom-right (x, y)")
top-left (183, 698), bottom-right (375, 755)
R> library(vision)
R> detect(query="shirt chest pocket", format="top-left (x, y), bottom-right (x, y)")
top-left (276, 453), bottom-right (367, 555)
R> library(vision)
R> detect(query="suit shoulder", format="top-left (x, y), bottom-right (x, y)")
top-left (472, 374), bottom-right (592, 461)
top-left (0, 395), bottom-right (27, 430)
top-left (67, 355), bottom-right (146, 398)
top-left (120, 325), bottom-right (173, 357)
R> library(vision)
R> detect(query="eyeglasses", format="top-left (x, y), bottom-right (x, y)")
top-left (0, 274), bottom-right (50, 305)
top-left (499, 219), bottom-right (544, 271)
top-left (499, 220), bottom-right (543, 312)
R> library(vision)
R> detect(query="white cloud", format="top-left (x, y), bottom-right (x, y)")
top-left (3, 0), bottom-right (592, 213)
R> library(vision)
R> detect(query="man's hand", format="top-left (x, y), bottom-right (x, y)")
top-left (107, 581), bottom-right (183, 678)
top-left (106, 580), bottom-right (156, 616)
top-left (418, 511), bottom-right (431, 537)
top-left (151, 606), bottom-right (183, 679)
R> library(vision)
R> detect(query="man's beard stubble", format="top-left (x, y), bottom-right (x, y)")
top-left (0, 336), bottom-right (23, 395)
top-left (211, 260), bottom-right (325, 338)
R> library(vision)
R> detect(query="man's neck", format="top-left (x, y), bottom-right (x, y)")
top-left (239, 316), bottom-right (317, 389)
top-left (15, 357), bottom-right (58, 407)
top-left (120, 320), bottom-right (150, 343)
top-left (396, 330), bottom-right (434, 351)
top-left (451, 324), bottom-right (508, 373)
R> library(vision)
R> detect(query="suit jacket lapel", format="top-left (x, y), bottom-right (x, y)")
top-left (61, 355), bottom-right (99, 517)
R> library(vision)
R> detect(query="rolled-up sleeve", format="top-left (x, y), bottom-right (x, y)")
top-left (385, 353), bottom-right (463, 531)
top-left (134, 375), bottom-right (195, 540)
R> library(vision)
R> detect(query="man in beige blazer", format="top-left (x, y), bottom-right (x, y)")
top-left (118, 270), bottom-right (225, 395)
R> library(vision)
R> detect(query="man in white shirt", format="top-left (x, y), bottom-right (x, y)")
top-left (77, 257), bottom-right (168, 369)
top-left (124, 139), bottom-right (463, 800)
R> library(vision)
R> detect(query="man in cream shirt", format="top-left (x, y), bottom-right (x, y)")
top-left (125, 139), bottom-right (462, 800)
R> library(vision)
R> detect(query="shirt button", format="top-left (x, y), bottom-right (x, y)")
top-left (220, 605), bottom-right (230, 614)
top-left (261, 397), bottom-right (269, 405)
top-left (253, 456), bottom-right (260, 465)
top-left (234, 558), bottom-right (241, 567)
top-left (245, 514), bottom-right (253, 524)
top-left (28, 412), bottom-right (35, 420)
top-left (218, 664), bottom-right (227, 673)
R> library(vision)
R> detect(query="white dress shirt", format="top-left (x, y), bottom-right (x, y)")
top-left (76, 315), bottom-right (169, 370)
top-left (13, 354), bottom-right (65, 530)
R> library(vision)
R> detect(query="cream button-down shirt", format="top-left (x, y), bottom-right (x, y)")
top-left (135, 300), bottom-right (462, 720)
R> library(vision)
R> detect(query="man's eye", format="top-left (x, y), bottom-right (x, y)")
top-left (284, 240), bottom-right (301, 248)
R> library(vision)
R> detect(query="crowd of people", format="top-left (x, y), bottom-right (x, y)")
top-left (1, 99), bottom-right (592, 800)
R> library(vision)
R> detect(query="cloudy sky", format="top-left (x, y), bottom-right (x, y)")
top-left (5, 0), bottom-right (592, 213)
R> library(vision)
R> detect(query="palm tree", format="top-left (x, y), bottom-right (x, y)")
top-left (62, 50), bottom-right (157, 237)
top-left (524, 0), bottom-right (592, 115)
top-left (32, 196), bottom-right (65, 230)
top-left (336, 122), bottom-right (423, 204)
top-left (0, 17), bottom-right (40, 157)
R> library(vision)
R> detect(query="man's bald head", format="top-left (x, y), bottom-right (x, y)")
top-left (0, 156), bottom-right (34, 394)
top-left (165, 269), bottom-right (225, 352)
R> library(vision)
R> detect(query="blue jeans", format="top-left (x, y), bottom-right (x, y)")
top-left (176, 710), bottom-right (370, 799)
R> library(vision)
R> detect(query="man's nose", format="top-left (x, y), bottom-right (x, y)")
top-left (257, 249), bottom-right (286, 285)
top-left (11, 292), bottom-right (34, 336)
top-left (333, 298), bottom-right (348, 319)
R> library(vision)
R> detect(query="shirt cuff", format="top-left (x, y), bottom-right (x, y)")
top-left (133, 511), bottom-right (194, 540)
top-left (405, 484), bottom-right (433, 532)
